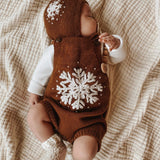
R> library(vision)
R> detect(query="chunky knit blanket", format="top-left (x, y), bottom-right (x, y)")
top-left (0, 0), bottom-right (160, 160)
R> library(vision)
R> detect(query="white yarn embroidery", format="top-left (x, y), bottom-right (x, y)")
top-left (56, 68), bottom-right (103, 110)
top-left (47, 0), bottom-right (65, 21)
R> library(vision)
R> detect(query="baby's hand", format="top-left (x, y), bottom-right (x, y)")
top-left (29, 93), bottom-right (42, 106)
top-left (99, 32), bottom-right (120, 51)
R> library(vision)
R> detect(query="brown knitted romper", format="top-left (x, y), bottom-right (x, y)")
top-left (41, 0), bottom-right (110, 150)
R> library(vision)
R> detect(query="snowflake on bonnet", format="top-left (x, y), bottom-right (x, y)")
top-left (47, 0), bottom-right (65, 21)
top-left (56, 68), bottom-right (103, 110)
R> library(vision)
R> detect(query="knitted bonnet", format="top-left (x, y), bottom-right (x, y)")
top-left (44, 0), bottom-right (87, 40)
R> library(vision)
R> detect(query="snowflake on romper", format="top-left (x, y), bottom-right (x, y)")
top-left (47, 0), bottom-right (63, 21)
top-left (56, 68), bottom-right (103, 110)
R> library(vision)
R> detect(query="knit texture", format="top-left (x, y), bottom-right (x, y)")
top-left (44, 0), bottom-right (86, 39)
top-left (0, 0), bottom-right (160, 160)
top-left (41, 134), bottom-right (66, 160)
top-left (42, 0), bottom-right (109, 148)
top-left (63, 140), bottom-right (73, 160)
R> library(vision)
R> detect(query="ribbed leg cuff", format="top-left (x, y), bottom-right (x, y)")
top-left (73, 123), bottom-right (106, 152)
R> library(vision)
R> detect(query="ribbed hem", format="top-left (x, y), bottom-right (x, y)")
top-left (73, 123), bottom-right (106, 152)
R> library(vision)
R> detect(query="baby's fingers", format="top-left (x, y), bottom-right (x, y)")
top-left (99, 35), bottom-right (114, 44)
top-left (99, 32), bottom-right (109, 38)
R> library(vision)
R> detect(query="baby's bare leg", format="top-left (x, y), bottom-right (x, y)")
top-left (27, 103), bottom-right (54, 142)
top-left (72, 135), bottom-right (98, 160)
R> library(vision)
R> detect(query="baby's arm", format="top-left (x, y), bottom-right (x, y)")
top-left (28, 45), bottom-right (54, 106)
top-left (99, 32), bottom-right (120, 51)
top-left (99, 32), bottom-right (126, 73)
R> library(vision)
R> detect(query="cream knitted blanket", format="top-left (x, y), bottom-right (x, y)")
top-left (0, 0), bottom-right (160, 160)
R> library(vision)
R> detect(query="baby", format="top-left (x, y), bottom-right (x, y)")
top-left (27, 0), bottom-right (126, 159)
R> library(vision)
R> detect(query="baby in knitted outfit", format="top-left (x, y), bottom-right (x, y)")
top-left (27, 0), bottom-right (126, 159)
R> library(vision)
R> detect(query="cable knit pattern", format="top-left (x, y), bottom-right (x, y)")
top-left (0, 0), bottom-right (160, 160)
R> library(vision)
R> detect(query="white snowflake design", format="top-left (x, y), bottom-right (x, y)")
top-left (47, 0), bottom-right (65, 21)
top-left (56, 68), bottom-right (103, 110)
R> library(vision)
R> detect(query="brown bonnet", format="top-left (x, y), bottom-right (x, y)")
top-left (44, 0), bottom-right (87, 40)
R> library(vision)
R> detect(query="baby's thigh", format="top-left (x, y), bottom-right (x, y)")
top-left (27, 103), bottom-right (50, 122)
top-left (72, 135), bottom-right (98, 160)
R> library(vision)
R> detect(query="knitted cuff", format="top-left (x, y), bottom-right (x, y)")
top-left (73, 123), bottom-right (106, 152)
top-left (41, 134), bottom-right (62, 151)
